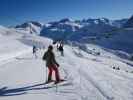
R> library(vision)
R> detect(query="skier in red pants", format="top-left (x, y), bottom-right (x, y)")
top-left (43, 45), bottom-right (63, 84)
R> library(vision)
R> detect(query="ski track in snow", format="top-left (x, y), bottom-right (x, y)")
top-left (62, 46), bottom-right (133, 100)
top-left (64, 49), bottom-right (112, 100)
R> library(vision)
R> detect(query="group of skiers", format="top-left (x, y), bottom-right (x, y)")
top-left (32, 40), bottom-right (64, 84)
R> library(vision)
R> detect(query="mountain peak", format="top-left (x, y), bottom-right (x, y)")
top-left (15, 21), bottom-right (43, 29)
top-left (28, 21), bottom-right (43, 27)
top-left (123, 15), bottom-right (133, 28)
top-left (59, 18), bottom-right (73, 23)
top-left (15, 21), bottom-right (43, 34)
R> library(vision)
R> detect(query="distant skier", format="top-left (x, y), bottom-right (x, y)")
top-left (42, 45), bottom-right (63, 84)
top-left (33, 45), bottom-right (38, 58)
top-left (56, 42), bottom-right (59, 51)
top-left (58, 41), bottom-right (64, 56)
top-left (52, 40), bottom-right (57, 45)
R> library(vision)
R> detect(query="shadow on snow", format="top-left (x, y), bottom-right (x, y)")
top-left (0, 83), bottom-right (52, 97)
top-left (0, 82), bottom-right (72, 97)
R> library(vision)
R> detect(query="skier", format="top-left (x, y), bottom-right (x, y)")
top-left (33, 45), bottom-right (38, 58)
top-left (58, 41), bottom-right (64, 56)
top-left (56, 42), bottom-right (60, 51)
top-left (42, 45), bottom-right (63, 84)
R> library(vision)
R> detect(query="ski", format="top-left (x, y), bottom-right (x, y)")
top-left (43, 80), bottom-right (72, 89)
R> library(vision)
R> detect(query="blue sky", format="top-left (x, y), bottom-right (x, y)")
top-left (0, 0), bottom-right (133, 26)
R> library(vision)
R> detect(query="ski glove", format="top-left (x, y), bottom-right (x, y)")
top-left (56, 63), bottom-right (60, 67)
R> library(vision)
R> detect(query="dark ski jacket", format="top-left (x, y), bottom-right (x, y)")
top-left (43, 50), bottom-right (59, 67)
top-left (33, 46), bottom-right (37, 53)
top-left (59, 46), bottom-right (63, 51)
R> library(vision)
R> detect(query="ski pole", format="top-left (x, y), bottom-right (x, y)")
top-left (45, 67), bottom-right (47, 83)
top-left (61, 67), bottom-right (68, 79)
top-left (56, 83), bottom-right (58, 92)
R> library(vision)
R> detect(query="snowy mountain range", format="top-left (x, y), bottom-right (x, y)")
top-left (14, 16), bottom-right (133, 55)
top-left (15, 18), bottom-right (128, 37)
top-left (40, 18), bottom-right (127, 40)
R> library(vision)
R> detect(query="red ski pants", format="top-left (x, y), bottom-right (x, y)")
top-left (48, 65), bottom-right (60, 81)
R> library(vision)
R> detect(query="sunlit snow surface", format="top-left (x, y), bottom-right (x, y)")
top-left (0, 25), bottom-right (133, 100)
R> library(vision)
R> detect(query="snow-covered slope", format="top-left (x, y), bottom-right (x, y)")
top-left (0, 25), bottom-right (22, 38)
top-left (0, 25), bottom-right (133, 100)
top-left (0, 25), bottom-right (52, 64)
top-left (0, 35), bottom-right (31, 63)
